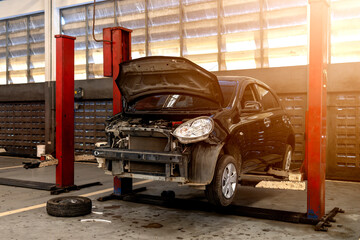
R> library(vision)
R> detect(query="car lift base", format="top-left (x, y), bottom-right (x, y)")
top-left (50, 182), bottom-right (103, 195)
top-left (0, 177), bottom-right (102, 195)
top-left (98, 191), bottom-right (344, 232)
top-left (97, 187), bottom-right (147, 201)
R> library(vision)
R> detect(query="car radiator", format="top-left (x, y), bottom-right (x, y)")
top-left (127, 136), bottom-right (169, 175)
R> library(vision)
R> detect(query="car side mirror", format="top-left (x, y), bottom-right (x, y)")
top-left (242, 101), bottom-right (262, 113)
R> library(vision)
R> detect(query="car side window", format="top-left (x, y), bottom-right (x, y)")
top-left (255, 84), bottom-right (280, 110)
top-left (240, 84), bottom-right (257, 109)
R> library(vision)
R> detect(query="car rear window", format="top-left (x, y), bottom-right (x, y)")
top-left (219, 80), bottom-right (237, 107)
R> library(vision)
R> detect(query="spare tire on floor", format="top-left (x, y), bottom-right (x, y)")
top-left (46, 196), bottom-right (92, 217)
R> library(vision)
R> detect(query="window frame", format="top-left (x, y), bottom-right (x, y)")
top-left (254, 83), bottom-right (281, 111)
top-left (0, 12), bottom-right (45, 85)
top-left (59, 0), bottom-right (311, 80)
top-left (239, 83), bottom-right (258, 110)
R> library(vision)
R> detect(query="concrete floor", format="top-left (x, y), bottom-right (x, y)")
top-left (0, 156), bottom-right (359, 240)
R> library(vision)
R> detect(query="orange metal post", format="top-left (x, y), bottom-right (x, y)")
top-left (306, 0), bottom-right (329, 220)
top-left (103, 27), bottom-right (132, 114)
top-left (103, 27), bottom-right (132, 195)
top-left (55, 35), bottom-right (76, 188)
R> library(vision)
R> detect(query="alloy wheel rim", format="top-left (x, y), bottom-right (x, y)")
top-left (285, 149), bottom-right (292, 171)
top-left (58, 198), bottom-right (81, 204)
top-left (221, 163), bottom-right (237, 199)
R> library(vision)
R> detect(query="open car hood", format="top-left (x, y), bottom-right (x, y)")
top-left (116, 56), bottom-right (224, 106)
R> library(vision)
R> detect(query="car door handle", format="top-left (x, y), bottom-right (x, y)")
top-left (264, 118), bottom-right (271, 127)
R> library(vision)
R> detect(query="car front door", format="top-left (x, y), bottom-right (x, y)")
top-left (233, 83), bottom-right (267, 172)
top-left (253, 84), bottom-right (285, 165)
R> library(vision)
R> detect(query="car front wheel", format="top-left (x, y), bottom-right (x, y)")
top-left (205, 155), bottom-right (238, 207)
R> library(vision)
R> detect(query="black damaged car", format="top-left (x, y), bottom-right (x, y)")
top-left (94, 56), bottom-right (295, 207)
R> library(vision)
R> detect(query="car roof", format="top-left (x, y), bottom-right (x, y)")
top-left (217, 76), bottom-right (272, 89)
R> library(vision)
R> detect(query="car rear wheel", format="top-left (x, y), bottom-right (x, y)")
top-left (205, 155), bottom-right (238, 207)
top-left (274, 144), bottom-right (293, 171)
top-left (283, 145), bottom-right (293, 171)
top-left (274, 144), bottom-right (292, 171)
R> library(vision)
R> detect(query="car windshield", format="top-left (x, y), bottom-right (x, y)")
top-left (128, 80), bottom-right (237, 112)
top-left (219, 80), bottom-right (237, 107)
top-left (128, 94), bottom-right (220, 111)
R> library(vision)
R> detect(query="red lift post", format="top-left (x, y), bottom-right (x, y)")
top-left (103, 27), bottom-right (133, 196)
top-left (55, 35), bottom-right (76, 188)
top-left (306, 0), bottom-right (329, 220)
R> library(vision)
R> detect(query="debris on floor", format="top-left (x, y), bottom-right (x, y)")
top-left (142, 223), bottom-right (163, 228)
top-left (92, 211), bottom-right (104, 215)
top-left (256, 180), bottom-right (306, 190)
top-left (23, 155), bottom-right (58, 169)
top-left (39, 155), bottom-right (58, 168)
top-left (22, 160), bottom-right (40, 169)
top-left (75, 154), bottom-right (96, 163)
top-left (80, 219), bottom-right (112, 223)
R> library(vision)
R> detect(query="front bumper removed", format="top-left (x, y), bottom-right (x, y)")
top-left (94, 147), bottom-right (183, 163)
top-left (93, 147), bottom-right (188, 183)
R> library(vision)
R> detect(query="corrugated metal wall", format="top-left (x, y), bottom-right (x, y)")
top-left (74, 99), bottom-right (112, 155)
top-left (327, 92), bottom-right (360, 181)
top-left (279, 93), bottom-right (306, 169)
top-left (0, 99), bottom-right (112, 156)
top-left (0, 101), bottom-right (45, 155)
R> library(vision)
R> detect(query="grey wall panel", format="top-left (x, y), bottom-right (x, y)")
top-left (74, 78), bottom-right (112, 99)
top-left (0, 82), bottom-right (45, 102)
top-left (328, 62), bottom-right (360, 93)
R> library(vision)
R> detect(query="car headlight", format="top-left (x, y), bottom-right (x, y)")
top-left (173, 117), bottom-right (214, 144)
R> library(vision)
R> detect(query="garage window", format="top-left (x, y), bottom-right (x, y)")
top-left (263, 0), bottom-right (308, 67)
top-left (0, 13), bottom-right (45, 85)
top-left (116, 0), bottom-right (146, 59)
top-left (183, 0), bottom-right (218, 70)
top-left (60, 0), bottom-right (311, 76)
top-left (330, 0), bottom-right (360, 63)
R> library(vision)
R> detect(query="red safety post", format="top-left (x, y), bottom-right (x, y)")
top-left (55, 35), bottom-right (76, 188)
top-left (306, 0), bottom-right (329, 220)
top-left (103, 27), bottom-right (132, 195)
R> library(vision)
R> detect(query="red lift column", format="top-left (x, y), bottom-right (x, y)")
top-left (103, 27), bottom-right (132, 196)
top-left (306, 0), bottom-right (329, 220)
top-left (55, 35), bottom-right (76, 188)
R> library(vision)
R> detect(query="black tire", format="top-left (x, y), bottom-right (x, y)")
top-left (275, 144), bottom-right (293, 171)
top-left (46, 196), bottom-right (92, 217)
top-left (205, 155), bottom-right (238, 207)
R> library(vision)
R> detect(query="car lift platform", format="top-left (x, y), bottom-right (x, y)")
top-left (103, 190), bottom-right (343, 232)
top-left (98, 172), bottom-right (342, 232)
top-left (0, 177), bottom-right (102, 195)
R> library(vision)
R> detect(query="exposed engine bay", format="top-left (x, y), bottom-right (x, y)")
top-left (97, 115), bottom-right (192, 182)
top-left (106, 117), bottom-right (184, 151)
